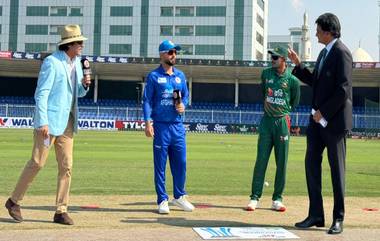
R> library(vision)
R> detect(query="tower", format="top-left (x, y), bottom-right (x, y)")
top-left (301, 12), bottom-right (312, 61)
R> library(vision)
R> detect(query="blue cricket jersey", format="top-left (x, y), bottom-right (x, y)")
top-left (143, 65), bottom-right (189, 123)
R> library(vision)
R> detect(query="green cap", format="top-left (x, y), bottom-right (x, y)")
top-left (268, 47), bottom-right (288, 58)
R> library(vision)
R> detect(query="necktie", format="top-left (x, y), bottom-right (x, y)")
top-left (317, 48), bottom-right (327, 77)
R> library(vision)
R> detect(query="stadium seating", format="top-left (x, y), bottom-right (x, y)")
top-left (1, 96), bottom-right (379, 128)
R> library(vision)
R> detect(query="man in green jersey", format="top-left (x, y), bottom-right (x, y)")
top-left (247, 47), bottom-right (300, 212)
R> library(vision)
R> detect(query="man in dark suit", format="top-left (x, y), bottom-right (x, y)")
top-left (288, 13), bottom-right (352, 235)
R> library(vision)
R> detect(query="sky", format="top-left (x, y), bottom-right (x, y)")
top-left (268, 0), bottom-right (379, 61)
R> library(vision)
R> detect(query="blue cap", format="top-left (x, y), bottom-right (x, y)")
top-left (159, 40), bottom-right (181, 53)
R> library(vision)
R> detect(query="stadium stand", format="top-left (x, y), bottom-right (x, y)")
top-left (1, 96), bottom-right (379, 128)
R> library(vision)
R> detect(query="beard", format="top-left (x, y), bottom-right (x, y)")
top-left (164, 58), bottom-right (175, 66)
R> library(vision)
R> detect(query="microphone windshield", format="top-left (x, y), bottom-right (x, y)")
top-left (81, 58), bottom-right (92, 75)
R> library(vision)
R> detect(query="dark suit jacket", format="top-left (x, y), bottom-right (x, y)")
top-left (292, 39), bottom-right (353, 133)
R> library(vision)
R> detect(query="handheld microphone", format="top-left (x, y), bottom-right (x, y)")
top-left (173, 89), bottom-right (182, 106)
top-left (81, 58), bottom-right (91, 87)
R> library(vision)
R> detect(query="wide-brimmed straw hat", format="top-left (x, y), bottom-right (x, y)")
top-left (57, 24), bottom-right (87, 46)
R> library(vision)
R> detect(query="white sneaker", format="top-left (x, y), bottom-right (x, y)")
top-left (272, 200), bottom-right (286, 212)
top-left (246, 200), bottom-right (259, 211)
top-left (158, 200), bottom-right (170, 214)
top-left (172, 195), bottom-right (195, 212)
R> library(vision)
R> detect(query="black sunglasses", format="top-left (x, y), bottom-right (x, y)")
top-left (271, 55), bottom-right (280, 60)
top-left (166, 49), bottom-right (177, 55)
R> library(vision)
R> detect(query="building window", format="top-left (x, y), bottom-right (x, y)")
top-left (196, 6), bottom-right (226, 17)
top-left (48, 43), bottom-right (57, 51)
top-left (110, 25), bottom-right (132, 35)
top-left (175, 7), bottom-right (194, 17)
top-left (268, 42), bottom-right (288, 50)
top-left (256, 50), bottom-right (263, 60)
top-left (25, 43), bottom-right (47, 53)
top-left (257, 0), bottom-right (265, 11)
top-left (0, 24), bottom-right (1, 34)
top-left (26, 6), bottom-right (49, 16)
top-left (290, 30), bottom-right (302, 36)
top-left (25, 25), bottom-right (48, 35)
top-left (195, 25), bottom-right (225, 36)
top-left (293, 42), bottom-right (300, 54)
top-left (160, 26), bottom-right (173, 36)
top-left (180, 45), bottom-right (193, 55)
top-left (160, 7), bottom-right (173, 16)
top-left (110, 6), bottom-right (133, 16)
top-left (50, 6), bottom-right (67, 16)
top-left (195, 45), bottom-right (225, 55)
top-left (109, 44), bottom-right (132, 54)
top-left (49, 25), bottom-right (64, 35)
top-left (0, 6), bottom-right (2, 16)
top-left (175, 26), bottom-right (194, 36)
top-left (256, 32), bottom-right (264, 45)
top-left (257, 14), bottom-right (264, 28)
top-left (69, 7), bottom-right (83, 16)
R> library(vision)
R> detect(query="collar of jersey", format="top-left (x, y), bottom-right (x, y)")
top-left (158, 65), bottom-right (179, 76)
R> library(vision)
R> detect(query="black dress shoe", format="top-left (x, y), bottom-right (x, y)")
top-left (295, 216), bottom-right (325, 228)
top-left (328, 219), bottom-right (343, 234)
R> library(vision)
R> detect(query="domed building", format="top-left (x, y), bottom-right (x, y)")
top-left (352, 47), bottom-right (374, 62)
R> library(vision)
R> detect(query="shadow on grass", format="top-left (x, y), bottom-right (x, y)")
top-left (121, 216), bottom-right (326, 232)
top-left (19, 205), bottom-right (156, 214)
top-left (0, 217), bottom-right (52, 224)
top-left (122, 201), bottom-right (247, 210)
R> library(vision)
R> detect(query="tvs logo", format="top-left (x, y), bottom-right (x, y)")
top-left (0, 118), bottom-right (8, 126)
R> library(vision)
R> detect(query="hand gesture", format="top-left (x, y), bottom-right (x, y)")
top-left (288, 48), bottom-right (301, 66)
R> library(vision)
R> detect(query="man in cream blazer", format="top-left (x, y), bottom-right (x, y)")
top-left (5, 24), bottom-right (90, 225)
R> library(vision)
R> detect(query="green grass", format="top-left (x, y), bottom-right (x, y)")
top-left (0, 129), bottom-right (379, 197)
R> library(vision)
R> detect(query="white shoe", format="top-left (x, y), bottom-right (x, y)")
top-left (246, 199), bottom-right (259, 211)
top-left (158, 200), bottom-right (170, 214)
top-left (172, 196), bottom-right (195, 212)
top-left (272, 200), bottom-right (286, 212)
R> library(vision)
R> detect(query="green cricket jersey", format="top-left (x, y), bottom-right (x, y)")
top-left (261, 67), bottom-right (300, 117)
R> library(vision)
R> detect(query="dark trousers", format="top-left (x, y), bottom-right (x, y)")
top-left (250, 115), bottom-right (290, 202)
top-left (305, 120), bottom-right (346, 220)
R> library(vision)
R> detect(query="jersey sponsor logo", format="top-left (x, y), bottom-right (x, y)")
top-left (266, 79), bottom-right (274, 84)
top-left (162, 89), bottom-right (172, 98)
top-left (274, 89), bottom-right (283, 97)
top-left (160, 99), bottom-right (173, 106)
top-left (280, 135), bottom-right (289, 141)
top-left (175, 77), bottom-right (181, 84)
top-left (266, 96), bottom-right (286, 105)
top-left (160, 89), bottom-right (174, 106)
top-left (158, 77), bottom-right (167, 83)
top-left (267, 88), bottom-right (273, 97)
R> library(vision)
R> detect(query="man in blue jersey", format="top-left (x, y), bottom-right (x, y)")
top-left (143, 40), bottom-right (195, 214)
